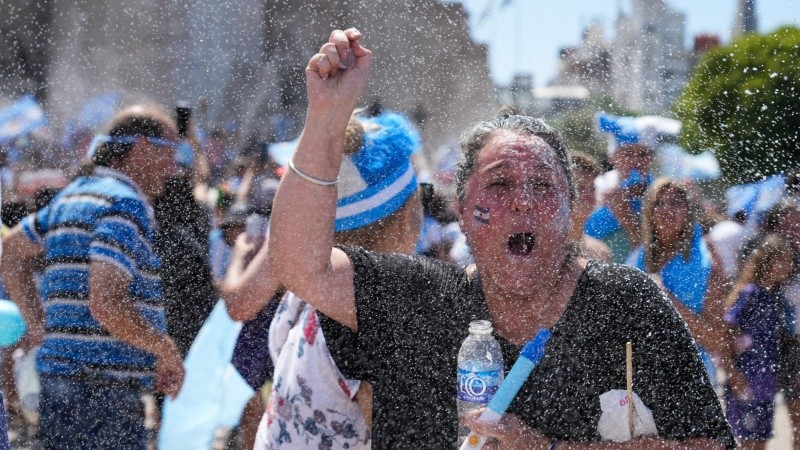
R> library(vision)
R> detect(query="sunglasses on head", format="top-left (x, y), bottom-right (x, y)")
top-left (87, 134), bottom-right (181, 160)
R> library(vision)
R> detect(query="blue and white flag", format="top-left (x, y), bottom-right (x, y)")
top-left (725, 175), bottom-right (785, 217)
top-left (159, 301), bottom-right (254, 450)
top-left (0, 96), bottom-right (47, 143)
top-left (596, 113), bottom-right (681, 155)
top-left (657, 144), bottom-right (720, 182)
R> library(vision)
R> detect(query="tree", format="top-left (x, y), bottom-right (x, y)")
top-left (674, 26), bottom-right (800, 185)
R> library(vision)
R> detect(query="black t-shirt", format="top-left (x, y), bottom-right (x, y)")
top-left (320, 246), bottom-right (734, 449)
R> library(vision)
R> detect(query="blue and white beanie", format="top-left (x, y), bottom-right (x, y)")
top-left (334, 112), bottom-right (420, 232)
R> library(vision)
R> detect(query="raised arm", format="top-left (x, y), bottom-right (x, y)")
top-left (268, 29), bottom-right (372, 331)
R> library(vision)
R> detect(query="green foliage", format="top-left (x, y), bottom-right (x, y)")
top-left (674, 26), bottom-right (800, 185)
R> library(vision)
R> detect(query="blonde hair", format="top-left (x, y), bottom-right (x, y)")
top-left (641, 178), bottom-right (697, 272)
top-left (725, 233), bottom-right (793, 309)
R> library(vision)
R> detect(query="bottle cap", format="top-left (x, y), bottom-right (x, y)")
top-left (468, 319), bottom-right (493, 334)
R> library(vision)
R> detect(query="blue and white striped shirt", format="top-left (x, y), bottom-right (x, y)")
top-left (21, 167), bottom-right (164, 386)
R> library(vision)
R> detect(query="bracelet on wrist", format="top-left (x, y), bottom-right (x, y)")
top-left (288, 159), bottom-right (338, 186)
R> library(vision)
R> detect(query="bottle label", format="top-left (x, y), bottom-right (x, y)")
top-left (457, 368), bottom-right (502, 403)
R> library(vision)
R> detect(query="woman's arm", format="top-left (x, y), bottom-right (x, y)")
top-left (221, 233), bottom-right (280, 322)
top-left (269, 29), bottom-right (372, 331)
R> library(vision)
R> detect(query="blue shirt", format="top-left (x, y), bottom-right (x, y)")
top-left (631, 223), bottom-right (712, 314)
top-left (726, 284), bottom-right (782, 402)
top-left (21, 167), bottom-right (164, 386)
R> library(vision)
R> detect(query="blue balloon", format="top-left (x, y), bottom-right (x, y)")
top-left (0, 299), bottom-right (27, 347)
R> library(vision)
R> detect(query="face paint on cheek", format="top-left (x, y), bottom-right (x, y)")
top-left (473, 205), bottom-right (490, 224)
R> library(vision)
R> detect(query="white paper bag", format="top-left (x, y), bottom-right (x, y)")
top-left (597, 390), bottom-right (658, 442)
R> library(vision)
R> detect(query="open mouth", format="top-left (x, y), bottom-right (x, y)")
top-left (507, 233), bottom-right (535, 256)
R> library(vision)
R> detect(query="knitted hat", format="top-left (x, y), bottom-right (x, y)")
top-left (334, 112), bottom-right (420, 232)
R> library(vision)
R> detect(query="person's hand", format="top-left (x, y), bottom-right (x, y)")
top-left (232, 232), bottom-right (257, 261)
top-left (155, 336), bottom-right (185, 399)
top-left (462, 409), bottom-right (550, 450)
top-left (306, 28), bottom-right (372, 116)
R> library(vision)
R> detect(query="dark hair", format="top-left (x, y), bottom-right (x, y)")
top-left (454, 108), bottom-right (574, 206)
top-left (93, 105), bottom-right (175, 167)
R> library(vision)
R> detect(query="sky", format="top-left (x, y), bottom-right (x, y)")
top-left (450, 0), bottom-right (799, 87)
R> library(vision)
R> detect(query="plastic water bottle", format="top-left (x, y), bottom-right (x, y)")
top-left (457, 320), bottom-right (504, 444)
top-left (13, 348), bottom-right (40, 423)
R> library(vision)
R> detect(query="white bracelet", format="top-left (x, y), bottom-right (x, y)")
top-left (287, 159), bottom-right (338, 186)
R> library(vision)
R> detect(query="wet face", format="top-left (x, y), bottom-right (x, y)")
top-left (458, 131), bottom-right (571, 296)
top-left (134, 128), bottom-right (179, 198)
top-left (611, 144), bottom-right (653, 178)
top-left (652, 187), bottom-right (689, 243)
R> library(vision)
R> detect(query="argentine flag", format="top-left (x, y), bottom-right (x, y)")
top-left (0, 96), bottom-right (47, 142)
top-left (597, 113), bottom-right (681, 155)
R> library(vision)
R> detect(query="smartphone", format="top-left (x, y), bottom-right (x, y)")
top-left (175, 102), bottom-right (191, 138)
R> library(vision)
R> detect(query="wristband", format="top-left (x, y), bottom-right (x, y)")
top-left (288, 159), bottom-right (338, 186)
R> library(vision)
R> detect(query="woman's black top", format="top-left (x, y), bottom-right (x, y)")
top-left (320, 246), bottom-right (735, 449)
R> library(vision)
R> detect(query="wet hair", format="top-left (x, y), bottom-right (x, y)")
top-left (726, 233), bottom-right (793, 309)
top-left (92, 104), bottom-right (176, 167)
top-left (454, 107), bottom-right (575, 207)
top-left (641, 178), bottom-right (698, 272)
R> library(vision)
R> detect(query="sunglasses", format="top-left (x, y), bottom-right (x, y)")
top-left (87, 134), bottom-right (181, 160)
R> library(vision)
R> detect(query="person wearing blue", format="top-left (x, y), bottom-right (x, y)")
top-left (724, 234), bottom-right (795, 449)
top-left (628, 178), bottom-right (732, 385)
top-left (0, 105), bottom-right (185, 449)
top-left (584, 143), bottom-right (654, 263)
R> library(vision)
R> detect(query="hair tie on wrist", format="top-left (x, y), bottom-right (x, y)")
top-left (288, 159), bottom-right (338, 186)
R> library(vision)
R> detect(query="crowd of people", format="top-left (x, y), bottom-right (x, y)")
top-left (0, 27), bottom-right (798, 450)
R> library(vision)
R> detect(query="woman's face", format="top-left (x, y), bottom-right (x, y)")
top-left (652, 187), bottom-right (689, 243)
top-left (458, 131), bottom-right (571, 296)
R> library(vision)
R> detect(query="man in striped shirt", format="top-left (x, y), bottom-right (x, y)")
top-left (1, 105), bottom-right (185, 449)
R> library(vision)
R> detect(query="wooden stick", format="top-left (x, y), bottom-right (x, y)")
top-left (626, 341), bottom-right (634, 440)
